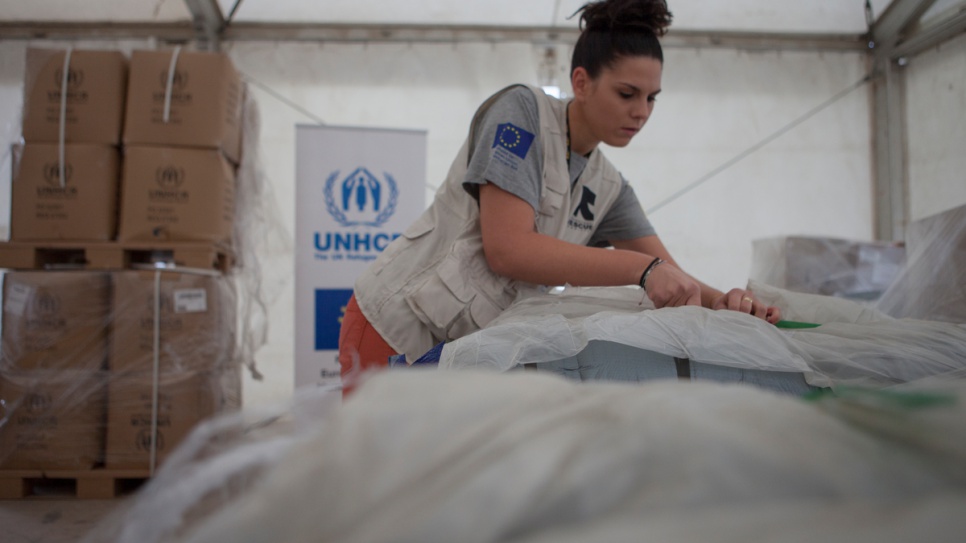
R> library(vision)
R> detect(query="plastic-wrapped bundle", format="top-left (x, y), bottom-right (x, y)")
top-left (750, 236), bottom-right (905, 300)
top-left (438, 283), bottom-right (966, 389)
top-left (229, 80), bottom-right (292, 381)
top-left (84, 370), bottom-right (966, 543)
top-left (0, 269), bottom-right (242, 474)
top-left (876, 204), bottom-right (966, 324)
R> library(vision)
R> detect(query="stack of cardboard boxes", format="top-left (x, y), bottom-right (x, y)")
top-left (0, 272), bottom-right (110, 469)
top-left (1, 47), bottom-right (243, 477)
top-left (14, 49), bottom-right (126, 241)
top-left (119, 49), bottom-right (242, 244)
top-left (104, 269), bottom-right (238, 469)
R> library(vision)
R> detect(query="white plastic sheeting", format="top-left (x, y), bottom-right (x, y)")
top-left (231, 87), bottom-right (293, 377)
top-left (749, 236), bottom-right (905, 300)
top-left (439, 282), bottom-right (966, 388)
top-left (877, 204), bottom-right (966, 324)
top-left (84, 370), bottom-right (966, 543)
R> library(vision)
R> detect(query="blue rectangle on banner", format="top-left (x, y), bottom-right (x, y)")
top-left (315, 289), bottom-right (354, 351)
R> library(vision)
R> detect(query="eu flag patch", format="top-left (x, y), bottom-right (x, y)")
top-left (492, 123), bottom-right (535, 160)
top-left (314, 288), bottom-right (354, 351)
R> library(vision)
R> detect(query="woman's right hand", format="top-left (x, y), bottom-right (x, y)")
top-left (644, 263), bottom-right (703, 308)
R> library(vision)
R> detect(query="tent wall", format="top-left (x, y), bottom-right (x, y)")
top-left (904, 30), bottom-right (966, 222)
top-left (0, 38), bottom-right (879, 407)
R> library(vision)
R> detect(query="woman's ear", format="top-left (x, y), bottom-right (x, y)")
top-left (571, 66), bottom-right (590, 101)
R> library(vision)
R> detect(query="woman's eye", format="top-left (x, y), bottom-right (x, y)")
top-left (619, 91), bottom-right (633, 99)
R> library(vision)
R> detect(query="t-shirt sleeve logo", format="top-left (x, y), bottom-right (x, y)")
top-left (493, 123), bottom-right (535, 160)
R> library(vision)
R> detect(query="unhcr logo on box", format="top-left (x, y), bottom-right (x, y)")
top-left (149, 165), bottom-right (189, 203)
top-left (26, 291), bottom-right (66, 330)
top-left (48, 67), bottom-right (89, 103)
top-left (37, 162), bottom-right (78, 198)
top-left (153, 69), bottom-right (192, 105)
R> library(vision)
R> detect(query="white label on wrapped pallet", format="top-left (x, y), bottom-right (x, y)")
top-left (174, 289), bottom-right (207, 313)
top-left (6, 283), bottom-right (32, 316)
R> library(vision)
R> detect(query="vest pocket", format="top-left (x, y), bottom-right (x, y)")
top-left (371, 213), bottom-right (436, 276)
top-left (406, 247), bottom-right (508, 342)
top-left (406, 252), bottom-right (470, 340)
top-left (402, 213), bottom-right (436, 239)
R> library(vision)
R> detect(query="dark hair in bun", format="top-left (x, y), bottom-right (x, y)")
top-left (571, 0), bottom-right (673, 78)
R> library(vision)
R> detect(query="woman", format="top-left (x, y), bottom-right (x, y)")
top-left (340, 0), bottom-right (781, 380)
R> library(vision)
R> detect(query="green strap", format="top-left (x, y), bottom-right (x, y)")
top-left (775, 320), bottom-right (822, 329)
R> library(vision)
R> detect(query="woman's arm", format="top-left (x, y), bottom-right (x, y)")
top-left (610, 235), bottom-right (719, 305)
top-left (479, 183), bottom-right (703, 307)
top-left (612, 235), bottom-right (782, 323)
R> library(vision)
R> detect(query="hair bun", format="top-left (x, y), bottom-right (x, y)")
top-left (577, 0), bottom-right (673, 37)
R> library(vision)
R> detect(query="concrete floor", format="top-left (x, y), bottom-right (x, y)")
top-left (1, 498), bottom-right (126, 542)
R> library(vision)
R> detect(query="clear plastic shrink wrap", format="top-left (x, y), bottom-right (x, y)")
top-left (0, 46), bottom-right (289, 476)
top-left (750, 203), bottom-right (966, 319)
top-left (0, 269), bottom-right (241, 472)
top-left (750, 236), bottom-right (905, 300)
top-left (876, 204), bottom-right (966, 324)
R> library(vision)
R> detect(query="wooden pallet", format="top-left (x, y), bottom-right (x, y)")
top-left (0, 469), bottom-right (151, 499)
top-left (0, 241), bottom-right (234, 273)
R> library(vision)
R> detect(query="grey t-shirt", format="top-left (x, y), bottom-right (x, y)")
top-left (462, 86), bottom-right (656, 247)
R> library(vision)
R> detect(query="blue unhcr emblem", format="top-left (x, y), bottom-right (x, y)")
top-left (492, 123), bottom-right (535, 160)
top-left (323, 167), bottom-right (399, 227)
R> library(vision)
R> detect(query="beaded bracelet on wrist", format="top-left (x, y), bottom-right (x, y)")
top-left (639, 257), bottom-right (665, 292)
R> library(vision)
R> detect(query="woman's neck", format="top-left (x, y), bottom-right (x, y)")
top-left (567, 100), bottom-right (597, 157)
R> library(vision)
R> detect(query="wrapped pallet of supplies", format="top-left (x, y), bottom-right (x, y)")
top-left (0, 271), bottom-right (110, 470)
top-left (105, 269), bottom-right (240, 471)
top-left (0, 45), bottom-right (288, 498)
top-left (0, 269), bottom-right (241, 476)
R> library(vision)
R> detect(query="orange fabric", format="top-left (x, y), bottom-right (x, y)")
top-left (339, 294), bottom-right (397, 394)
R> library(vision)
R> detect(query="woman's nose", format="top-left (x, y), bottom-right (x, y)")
top-left (631, 99), bottom-right (650, 122)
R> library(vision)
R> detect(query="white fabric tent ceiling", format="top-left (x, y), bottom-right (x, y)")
top-left (0, 0), bottom-right (956, 33)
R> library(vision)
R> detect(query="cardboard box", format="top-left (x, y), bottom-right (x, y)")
top-left (750, 236), bottom-right (906, 300)
top-left (1, 271), bottom-right (110, 372)
top-left (21, 48), bottom-right (128, 145)
top-left (109, 270), bottom-right (236, 375)
top-left (117, 146), bottom-right (235, 244)
top-left (104, 368), bottom-right (240, 470)
top-left (123, 49), bottom-right (243, 163)
top-left (10, 143), bottom-right (120, 241)
top-left (0, 370), bottom-right (106, 470)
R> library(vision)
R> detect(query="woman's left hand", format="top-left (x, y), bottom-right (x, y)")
top-left (711, 289), bottom-right (781, 324)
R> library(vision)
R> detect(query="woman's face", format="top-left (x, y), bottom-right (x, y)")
top-left (574, 55), bottom-right (663, 149)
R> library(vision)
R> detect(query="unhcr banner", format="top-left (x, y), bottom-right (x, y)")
top-left (295, 125), bottom-right (426, 389)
